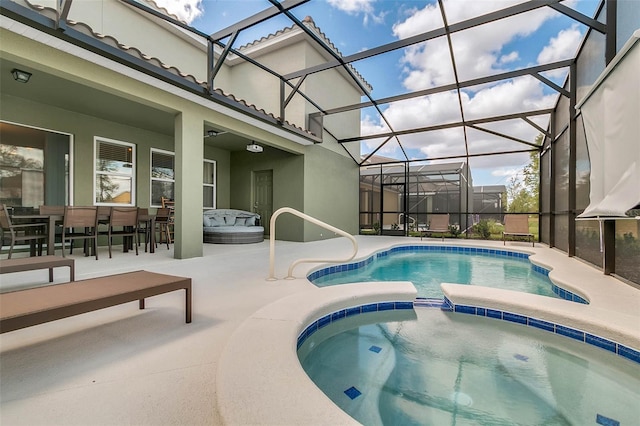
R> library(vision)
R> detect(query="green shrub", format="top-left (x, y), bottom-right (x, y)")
top-left (487, 219), bottom-right (503, 235)
top-left (474, 220), bottom-right (491, 239)
top-left (373, 222), bottom-right (380, 235)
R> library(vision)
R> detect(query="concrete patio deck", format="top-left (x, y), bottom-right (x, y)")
top-left (1, 236), bottom-right (638, 425)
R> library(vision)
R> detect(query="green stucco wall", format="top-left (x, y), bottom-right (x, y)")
top-left (230, 148), bottom-right (304, 241)
top-left (302, 145), bottom-right (359, 241)
top-left (227, 143), bottom-right (358, 242)
top-left (0, 94), bottom-right (174, 208)
top-left (204, 144), bottom-right (231, 208)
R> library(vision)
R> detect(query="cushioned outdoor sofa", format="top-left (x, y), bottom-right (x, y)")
top-left (203, 209), bottom-right (264, 244)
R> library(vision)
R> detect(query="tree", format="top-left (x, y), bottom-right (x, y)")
top-left (507, 136), bottom-right (541, 213)
top-left (95, 159), bottom-right (120, 202)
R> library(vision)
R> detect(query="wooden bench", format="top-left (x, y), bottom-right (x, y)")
top-left (0, 270), bottom-right (192, 334)
top-left (0, 255), bottom-right (75, 282)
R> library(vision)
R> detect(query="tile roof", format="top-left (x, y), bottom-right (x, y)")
top-left (237, 15), bottom-right (372, 93)
top-left (142, 0), bottom-right (187, 25)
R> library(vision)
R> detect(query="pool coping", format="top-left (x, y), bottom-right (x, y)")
top-left (217, 240), bottom-right (640, 425)
top-left (305, 241), bottom-right (639, 350)
top-left (216, 281), bottom-right (417, 426)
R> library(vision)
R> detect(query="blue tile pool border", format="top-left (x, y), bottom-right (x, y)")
top-left (441, 296), bottom-right (640, 366)
top-left (306, 245), bottom-right (588, 304)
top-left (297, 300), bottom-right (414, 350)
top-left (297, 299), bottom-right (640, 366)
top-left (297, 299), bottom-right (639, 366)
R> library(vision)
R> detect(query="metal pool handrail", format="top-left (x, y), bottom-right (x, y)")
top-left (268, 207), bottom-right (358, 280)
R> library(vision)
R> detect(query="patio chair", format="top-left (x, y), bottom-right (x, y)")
top-left (154, 207), bottom-right (172, 250)
top-left (39, 205), bottom-right (65, 215)
top-left (39, 205), bottom-right (65, 251)
top-left (0, 204), bottom-right (47, 259)
top-left (420, 214), bottom-right (450, 241)
top-left (161, 197), bottom-right (175, 244)
top-left (502, 214), bottom-right (534, 246)
top-left (102, 207), bottom-right (139, 258)
top-left (137, 208), bottom-right (151, 252)
top-left (61, 206), bottom-right (99, 259)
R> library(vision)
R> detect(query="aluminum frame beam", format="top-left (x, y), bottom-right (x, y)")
top-left (211, 0), bottom-right (310, 41)
top-left (323, 60), bottom-right (573, 116)
top-left (283, 0), bottom-right (563, 80)
top-left (339, 109), bottom-right (554, 143)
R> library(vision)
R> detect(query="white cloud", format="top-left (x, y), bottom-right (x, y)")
top-left (537, 24), bottom-right (583, 64)
top-left (500, 51), bottom-right (519, 64)
top-left (393, 0), bottom-right (557, 87)
top-left (152, 0), bottom-right (203, 24)
top-left (357, 0), bottom-right (586, 183)
top-left (327, 0), bottom-right (386, 25)
top-left (492, 167), bottom-right (521, 178)
top-left (328, 0), bottom-right (375, 15)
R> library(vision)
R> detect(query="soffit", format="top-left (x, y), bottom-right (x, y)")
top-left (1, 57), bottom-right (175, 135)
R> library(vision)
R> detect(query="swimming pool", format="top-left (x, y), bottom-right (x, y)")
top-left (309, 245), bottom-right (586, 302)
top-left (299, 308), bottom-right (640, 425)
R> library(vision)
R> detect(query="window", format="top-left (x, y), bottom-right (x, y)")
top-left (149, 151), bottom-right (216, 208)
top-left (0, 122), bottom-right (71, 209)
top-left (150, 148), bottom-right (174, 207)
top-left (203, 159), bottom-right (216, 210)
top-left (95, 137), bottom-right (135, 205)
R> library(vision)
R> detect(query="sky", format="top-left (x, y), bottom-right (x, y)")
top-left (152, 0), bottom-right (600, 186)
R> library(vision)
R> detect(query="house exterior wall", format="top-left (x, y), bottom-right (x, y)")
top-left (227, 40), bottom-right (308, 130)
top-left (302, 146), bottom-right (359, 240)
top-left (2, 1), bottom-right (365, 250)
top-left (0, 93), bottom-right (174, 208)
top-left (230, 149), bottom-right (305, 241)
top-left (223, 29), bottom-right (363, 241)
top-left (204, 144), bottom-right (231, 208)
top-left (66, 0), bottom-right (212, 84)
top-left (302, 45), bottom-right (361, 157)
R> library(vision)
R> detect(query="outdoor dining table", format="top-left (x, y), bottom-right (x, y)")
top-left (11, 210), bottom-right (157, 256)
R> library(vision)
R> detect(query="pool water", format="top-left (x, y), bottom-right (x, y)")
top-left (299, 309), bottom-right (640, 425)
top-left (311, 251), bottom-right (558, 299)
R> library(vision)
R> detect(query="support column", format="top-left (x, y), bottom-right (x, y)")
top-left (174, 111), bottom-right (204, 259)
top-left (601, 0), bottom-right (617, 273)
top-left (603, 220), bottom-right (616, 275)
top-left (568, 63), bottom-right (577, 257)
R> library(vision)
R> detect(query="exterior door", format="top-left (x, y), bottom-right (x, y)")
top-left (253, 170), bottom-right (273, 235)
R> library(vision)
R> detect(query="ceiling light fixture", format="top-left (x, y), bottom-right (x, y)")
top-left (246, 142), bottom-right (263, 153)
top-left (11, 68), bottom-right (32, 83)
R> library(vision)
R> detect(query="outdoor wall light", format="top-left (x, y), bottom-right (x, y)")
top-left (11, 69), bottom-right (32, 83)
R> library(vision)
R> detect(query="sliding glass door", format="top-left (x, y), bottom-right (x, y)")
top-left (0, 122), bottom-right (71, 210)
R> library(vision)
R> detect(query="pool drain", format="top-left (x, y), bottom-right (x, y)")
top-left (450, 391), bottom-right (473, 407)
